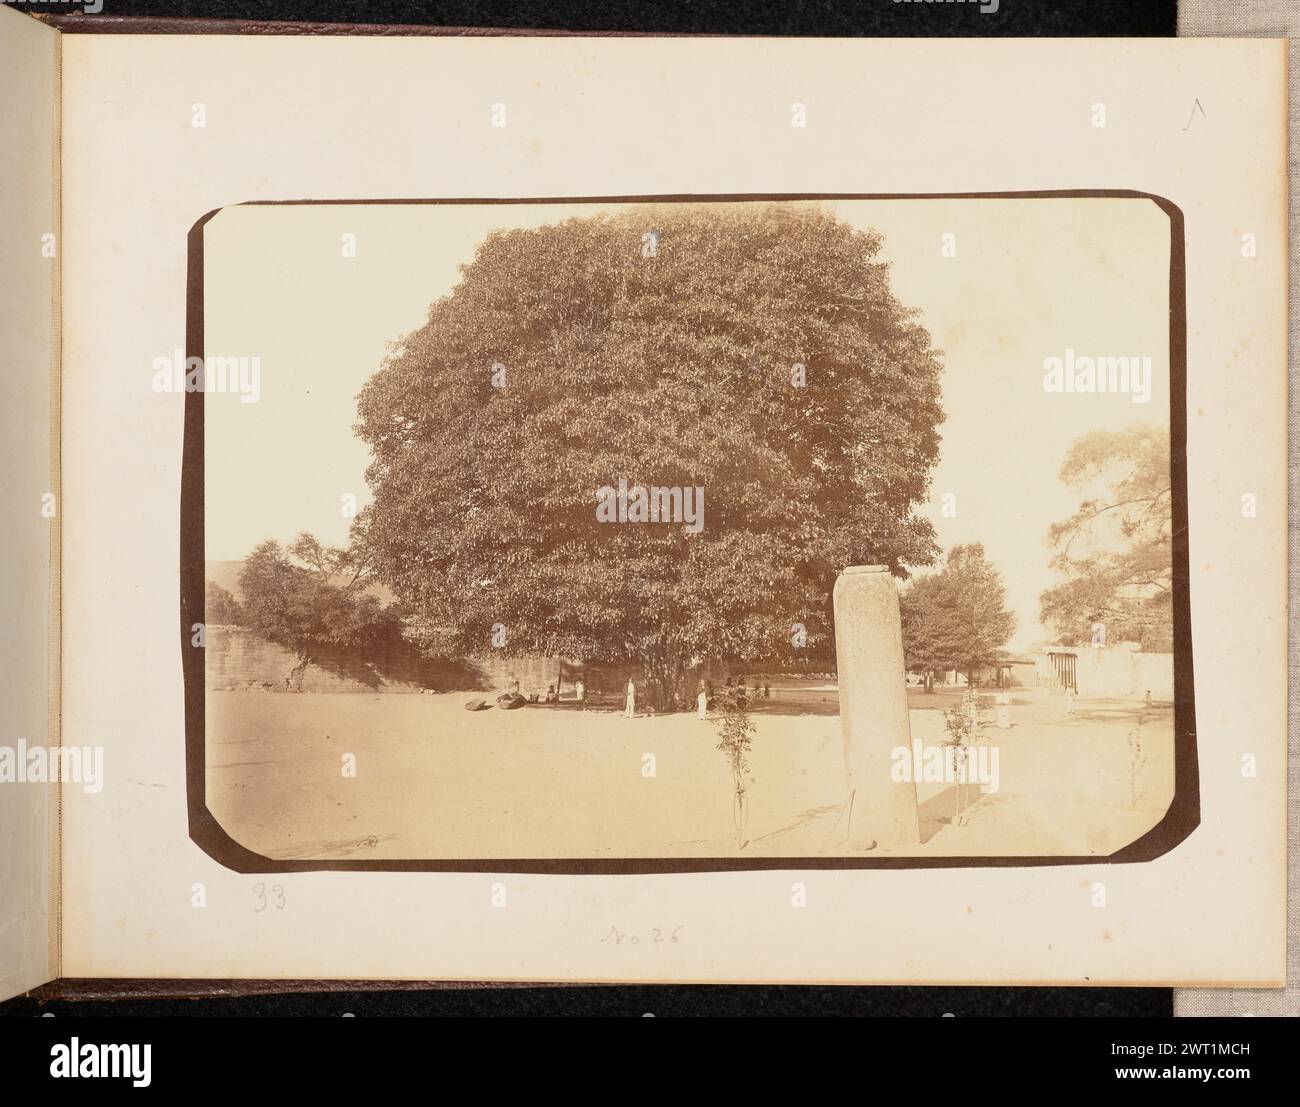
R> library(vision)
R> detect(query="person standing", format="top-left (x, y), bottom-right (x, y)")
top-left (696, 679), bottom-right (708, 721)
top-left (624, 677), bottom-right (636, 719)
top-left (575, 677), bottom-right (586, 711)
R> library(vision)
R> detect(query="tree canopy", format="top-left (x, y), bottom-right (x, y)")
top-left (900, 543), bottom-right (1016, 683)
top-left (356, 203), bottom-right (945, 706)
top-left (236, 534), bottom-right (397, 689)
top-left (1039, 425), bottom-right (1172, 650)
top-left (205, 581), bottom-right (245, 626)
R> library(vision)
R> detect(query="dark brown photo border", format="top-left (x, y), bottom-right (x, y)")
top-left (182, 190), bottom-right (1196, 874)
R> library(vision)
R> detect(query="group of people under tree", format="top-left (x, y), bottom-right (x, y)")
top-left (497, 671), bottom-right (772, 720)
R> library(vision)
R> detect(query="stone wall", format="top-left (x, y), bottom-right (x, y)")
top-left (1031, 646), bottom-right (1175, 700)
top-left (205, 625), bottom-right (428, 692)
top-left (205, 625), bottom-right (804, 698)
top-left (206, 626), bottom-right (572, 695)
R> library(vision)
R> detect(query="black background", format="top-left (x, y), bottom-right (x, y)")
top-left (39, 0), bottom-right (1176, 36)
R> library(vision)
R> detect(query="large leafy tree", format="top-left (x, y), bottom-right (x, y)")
top-left (900, 543), bottom-right (1016, 686)
top-left (1039, 426), bottom-right (1172, 650)
top-left (236, 534), bottom-right (397, 689)
top-left (205, 581), bottom-right (245, 626)
top-left (356, 204), bottom-right (945, 708)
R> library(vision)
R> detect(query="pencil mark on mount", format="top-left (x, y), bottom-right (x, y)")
top-left (1182, 99), bottom-right (1206, 131)
top-left (269, 834), bottom-right (392, 860)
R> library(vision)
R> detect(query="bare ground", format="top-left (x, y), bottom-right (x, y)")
top-left (205, 684), bottom-right (1175, 862)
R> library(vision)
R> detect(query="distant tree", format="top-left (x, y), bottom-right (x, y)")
top-left (237, 534), bottom-right (397, 690)
top-left (205, 581), bottom-right (244, 626)
top-left (356, 203), bottom-right (945, 710)
top-left (900, 573), bottom-right (952, 691)
top-left (900, 543), bottom-right (1016, 686)
top-left (1039, 426), bottom-right (1172, 650)
top-left (942, 544), bottom-right (1017, 681)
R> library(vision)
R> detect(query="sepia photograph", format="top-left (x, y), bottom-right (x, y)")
top-left (2, 0), bottom-right (1290, 1039)
top-left (188, 195), bottom-right (1189, 866)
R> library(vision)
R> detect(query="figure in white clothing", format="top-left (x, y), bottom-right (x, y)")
top-left (696, 680), bottom-right (708, 721)
top-left (624, 678), bottom-right (636, 718)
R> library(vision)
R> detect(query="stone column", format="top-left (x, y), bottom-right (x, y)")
top-left (833, 565), bottom-right (921, 850)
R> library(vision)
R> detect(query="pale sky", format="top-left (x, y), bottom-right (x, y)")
top-left (203, 197), bottom-right (1171, 651)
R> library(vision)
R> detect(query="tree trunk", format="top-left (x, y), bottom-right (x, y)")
top-left (732, 785), bottom-right (748, 849)
top-left (953, 747), bottom-right (966, 825)
top-left (645, 654), bottom-right (685, 712)
top-left (287, 654), bottom-right (312, 692)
